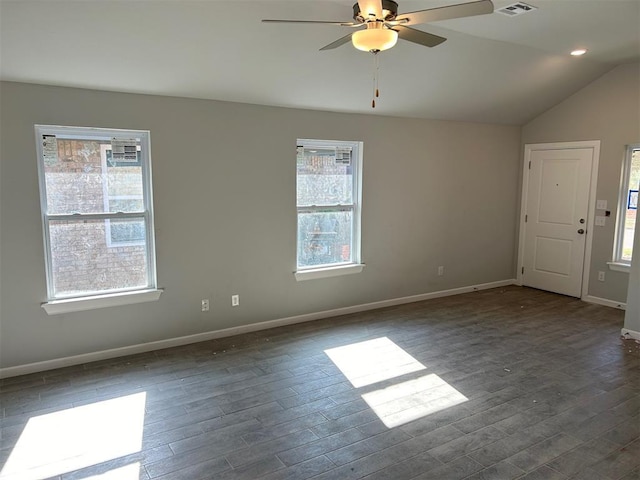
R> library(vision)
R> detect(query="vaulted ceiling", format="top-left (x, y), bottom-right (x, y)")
top-left (1, 0), bottom-right (638, 125)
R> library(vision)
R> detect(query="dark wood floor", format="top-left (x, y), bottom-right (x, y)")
top-left (1, 286), bottom-right (638, 480)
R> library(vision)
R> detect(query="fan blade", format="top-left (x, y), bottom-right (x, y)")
top-left (262, 19), bottom-right (358, 26)
top-left (393, 25), bottom-right (447, 48)
top-left (396, 0), bottom-right (494, 26)
top-left (320, 32), bottom-right (354, 51)
top-left (358, 0), bottom-right (383, 20)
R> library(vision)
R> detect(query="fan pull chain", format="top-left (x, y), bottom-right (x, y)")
top-left (371, 52), bottom-right (380, 108)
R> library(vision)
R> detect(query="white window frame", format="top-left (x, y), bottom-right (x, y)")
top-left (610, 143), bottom-right (639, 273)
top-left (35, 125), bottom-right (161, 314)
top-left (294, 139), bottom-right (364, 281)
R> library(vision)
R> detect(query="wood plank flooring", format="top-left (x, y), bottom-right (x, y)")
top-left (1, 286), bottom-right (638, 479)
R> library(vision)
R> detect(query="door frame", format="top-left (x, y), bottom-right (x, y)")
top-left (517, 140), bottom-right (600, 299)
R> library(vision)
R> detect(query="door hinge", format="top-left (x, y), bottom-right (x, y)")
top-left (528, 161), bottom-right (531, 169)
top-left (525, 214), bottom-right (528, 223)
top-left (522, 266), bottom-right (524, 274)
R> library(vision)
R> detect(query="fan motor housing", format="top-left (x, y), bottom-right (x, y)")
top-left (353, 0), bottom-right (399, 22)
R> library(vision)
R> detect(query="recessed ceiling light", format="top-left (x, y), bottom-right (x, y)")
top-left (571, 49), bottom-right (587, 56)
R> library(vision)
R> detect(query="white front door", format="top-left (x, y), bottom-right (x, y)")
top-left (520, 144), bottom-right (596, 297)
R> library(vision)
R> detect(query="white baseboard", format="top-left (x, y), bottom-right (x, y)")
top-left (1, 279), bottom-right (516, 379)
top-left (582, 295), bottom-right (626, 310)
top-left (621, 328), bottom-right (640, 341)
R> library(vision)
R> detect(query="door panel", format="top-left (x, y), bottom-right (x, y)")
top-left (534, 237), bottom-right (571, 276)
top-left (523, 148), bottom-right (593, 297)
top-left (538, 160), bottom-right (579, 225)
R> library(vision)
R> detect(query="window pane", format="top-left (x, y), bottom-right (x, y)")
top-left (297, 210), bottom-right (353, 268)
top-left (621, 148), bottom-right (640, 261)
top-left (108, 218), bottom-right (146, 245)
top-left (49, 218), bottom-right (148, 297)
top-left (43, 138), bottom-right (143, 214)
top-left (108, 197), bottom-right (144, 213)
top-left (297, 147), bottom-right (353, 206)
top-left (105, 161), bottom-right (143, 212)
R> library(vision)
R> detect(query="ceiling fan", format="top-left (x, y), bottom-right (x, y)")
top-left (262, 0), bottom-right (494, 53)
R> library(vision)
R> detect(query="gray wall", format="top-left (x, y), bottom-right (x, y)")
top-left (0, 82), bottom-right (521, 369)
top-left (522, 63), bottom-right (640, 303)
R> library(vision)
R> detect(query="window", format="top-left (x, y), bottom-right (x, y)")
top-left (295, 139), bottom-right (363, 280)
top-left (35, 125), bottom-right (159, 310)
top-left (612, 144), bottom-right (639, 268)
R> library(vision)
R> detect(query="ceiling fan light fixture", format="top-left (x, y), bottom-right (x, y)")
top-left (570, 49), bottom-right (587, 56)
top-left (352, 27), bottom-right (398, 52)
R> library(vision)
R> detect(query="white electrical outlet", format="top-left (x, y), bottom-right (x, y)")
top-left (201, 299), bottom-right (209, 312)
top-left (595, 216), bottom-right (606, 226)
top-left (438, 266), bottom-right (444, 276)
top-left (231, 294), bottom-right (239, 307)
top-left (597, 271), bottom-right (605, 282)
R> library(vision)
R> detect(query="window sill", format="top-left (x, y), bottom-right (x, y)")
top-left (607, 262), bottom-right (631, 273)
top-left (42, 289), bottom-right (163, 315)
top-left (295, 264), bottom-right (365, 281)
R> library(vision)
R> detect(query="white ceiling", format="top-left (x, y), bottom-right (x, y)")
top-left (1, 0), bottom-right (638, 125)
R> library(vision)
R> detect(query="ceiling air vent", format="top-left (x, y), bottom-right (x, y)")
top-left (496, 2), bottom-right (537, 16)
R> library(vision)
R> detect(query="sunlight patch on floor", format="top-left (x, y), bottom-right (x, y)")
top-left (324, 337), bottom-right (426, 388)
top-left (361, 373), bottom-right (468, 428)
top-left (0, 392), bottom-right (146, 480)
top-left (325, 337), bottom-right (467, 428)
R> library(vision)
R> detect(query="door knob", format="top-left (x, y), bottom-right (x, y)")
top-left (578, 229), bottom-right (585, 234)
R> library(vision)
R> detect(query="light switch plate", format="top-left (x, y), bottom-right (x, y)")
top-left (596, 199), bottom-right (607, 210)
top-left (595, 216), bottom-right (606, 226)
